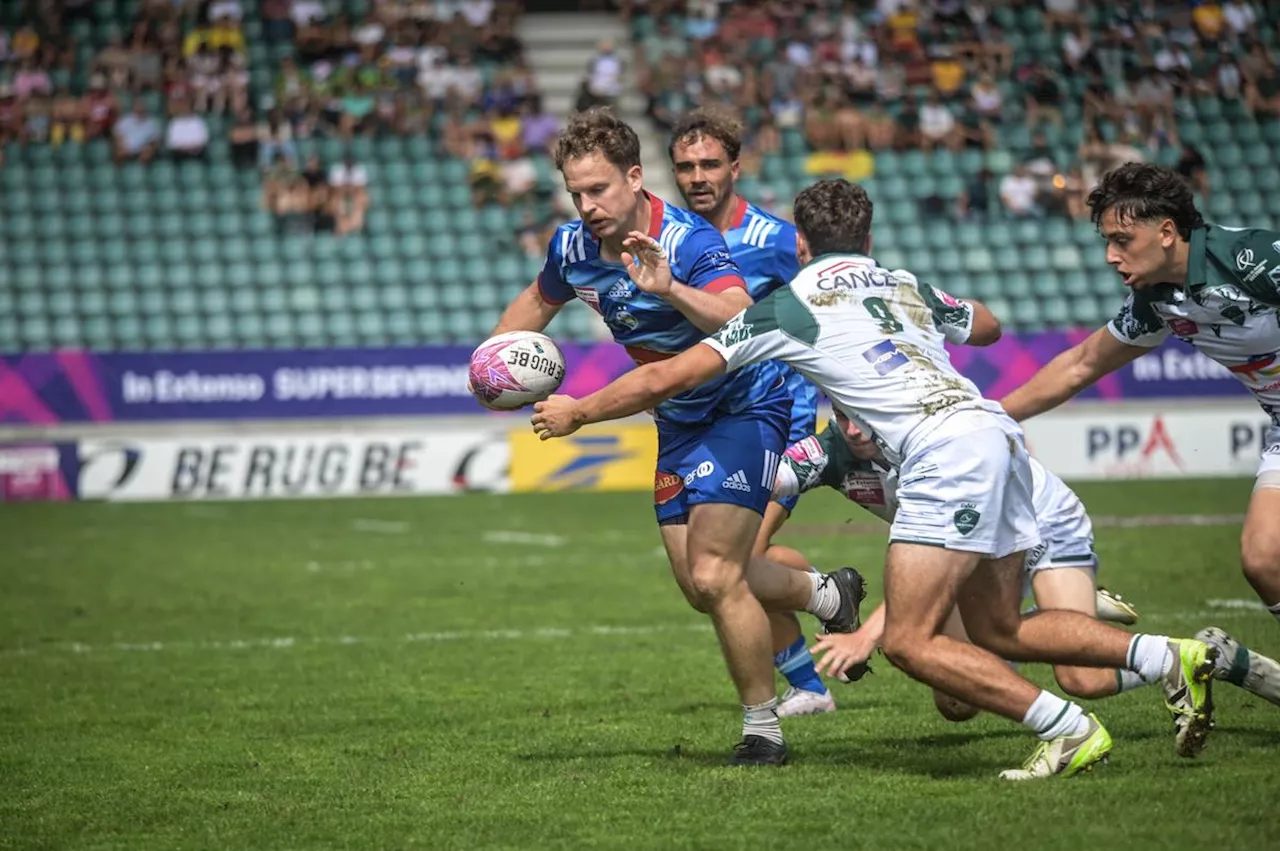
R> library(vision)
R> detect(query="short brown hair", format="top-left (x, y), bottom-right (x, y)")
top-left (667, 108), bottom-right (743, 162)
top-left (793, 179), bottom-right (874, 257)
top-left (1087, 162), bottom-right (1204, 240)
top-left (553, 108), bottom-right (642, 172)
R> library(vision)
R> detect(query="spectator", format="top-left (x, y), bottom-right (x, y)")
top-left (127, 24), bottom-right (163, 93)
top-left (1245, 65), bottom-right (1280, 118)
top-left (929, 46), bottom-right (965, 98)
top-left (22, 93), bottom-right (50, 143)
top-left (468, 131), bottom-right (505, 206)
top-left (1176, 145), bottom-right (1210, 198)
top-left (999, 164), bottom-right (1041, 218)
top-left (520, 95), bottom-right (559, 156)
top-left (956, 168), bottom-right (993, 221)
top-left (10, 24), bottom-right (39, 62)
top-left (862, 101), bottom-right (898, 151)
top-left (209, 0), bottom-right (244, 23)
top-left (970, 73), bottom-right (1002, 120)
top-left (501, 152), bottom-right (538, 206)
top-left (228, 106), bottom-right (258, 167)
top-left (581, 39), bottom-right (623, 109)
top-left (163, 57), bottom-right (195, 114)
top-left (1192, 1), bottom-right (1226, 41)
top-left (1061, 23), bottom-right (1092, 73)
top-left (918, 91), bottom-right (959, 151)
top-left (80, 75), bottom-right (117, 141)
top-left (1044, 0), bottom-right (1085, 30)
top-left (223, 51), bottom-right (249, 115)
top-left (258, 108), bottom-right (297, 169)
top-left (165, 101), bottom-right (210, 160)
top-left (49, 86), bottom-right (84, 146)
top-left (188, 44), bottom-right (224, 113)
top-left (448, 53), bottom-right (484, 108)
top-left (0, 83), bottom-right (19, 146)
top-left (1222, 0), bottom-right (1256, 38)
top-left (326, 158), bottom-right (370, 236)
top-left (13, 58), bottom-right (53, 100)
top-left (261, 0), bottom-right (294, 43)
top-left (1022, 62), bottom-right (1064, 128)
top-left (113, 99), bottom-right (161, 164)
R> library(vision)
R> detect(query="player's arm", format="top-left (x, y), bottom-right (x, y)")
top-left (919, 281), bottom-right (1001, 346)
top-left (961, 298), bottom-right (1001, 346)
top-left (531, 342), bottom-right (726, 438)
top-left (491, 230), bottom-right (575, 334)
top-left (491, 280), bottom-right (566, 335)
top-left (621, 228), bottom-right (751, 333)
top-left (1000, 328), bottom-right (1147, 420)
top-left (772, 435), bottom-right (832, 499)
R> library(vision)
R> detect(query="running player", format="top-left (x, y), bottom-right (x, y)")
top-left (667, 108), bottom-right (831, 717)
top-left (478, 110), bottom-right (862, 766)
top-left (1000, 162), bottom-right (1280, 698)
top-left (781, 410), bottom-right (1280, 710)
top-left (532, 178), bottom-right (1220, 779)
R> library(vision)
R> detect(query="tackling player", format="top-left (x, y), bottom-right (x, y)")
top-left (1000, 162), bottom-right (1280, 697)
top-left (667, 109), bottom-right (832, 718)
top-left (784, 411), bottom-right (1280, 711)
top-left (479, 110), bottom-right (862, 766)
top-left (532, 178), bottom-right (1221, 779)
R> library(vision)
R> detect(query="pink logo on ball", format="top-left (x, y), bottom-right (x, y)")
top-left (469, 340), bottom-right (527, 402)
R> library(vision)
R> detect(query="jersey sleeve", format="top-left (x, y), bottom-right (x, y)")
top-left (536, 228), bottom-right (575, 305)
top-left (700, 294), bottom-right (786, 373)
top-left (776, 432), bottom-right (834, 496)
top-left (1226, 227), bottom-right (1280, 306)
top-left (917, 281), bottom-right (976, 344)
top-left (673, 225), bottom-right (745, 294)
top-left (1106, 291), bottom-right (1170, 348)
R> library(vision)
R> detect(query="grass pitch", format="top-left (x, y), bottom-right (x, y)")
top-left (3, 479), bottom-right (1279, 850)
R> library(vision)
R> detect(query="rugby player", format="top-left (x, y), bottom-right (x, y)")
top-left (1001, 162), bottom-right (1280, 701)
top-left (479, 110), bottom-right (862, 766)
top-left (667, 108), bottom-right (833, 717)
top-left (532, 178), bottom-right (1220, 778)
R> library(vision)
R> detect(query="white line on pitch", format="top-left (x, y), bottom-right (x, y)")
top-left (3, 623), bottom-right (713, 658)
top-left (482, 530), bottom-right (567, 547)
top-left (351, 519), bottom-right (410, 534)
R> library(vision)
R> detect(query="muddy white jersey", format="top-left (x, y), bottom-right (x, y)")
top-left (701, 253), bottom-right (989, 466)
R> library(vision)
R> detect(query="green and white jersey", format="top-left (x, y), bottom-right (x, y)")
top-left (1108, 224), bottom-right (1280, 422)
top-left (701, 253), bottom-right (986, 466)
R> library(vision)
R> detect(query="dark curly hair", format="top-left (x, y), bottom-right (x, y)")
top-left (667, 108), bottom-right (743, 163)
top-left (1087, 162), bottom-right (1205, 239)
top-left (553, 108), bottom-right (642, 173)
top-left (793, 179), bottom-right (874, 257)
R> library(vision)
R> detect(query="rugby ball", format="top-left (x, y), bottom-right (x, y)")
top-left (468, 331), bottom-right (566, 410)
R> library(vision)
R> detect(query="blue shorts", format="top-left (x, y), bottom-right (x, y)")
top-left (654, 408), bottom-right (789, 525)
top-left (774, 370), bottom-right (820, 515)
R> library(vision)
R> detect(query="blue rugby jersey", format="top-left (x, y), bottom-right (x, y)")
top-left (537, 193), bottom-right (789, 427)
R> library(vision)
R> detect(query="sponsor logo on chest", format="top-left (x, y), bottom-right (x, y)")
top-left (841, 473), bottom-right (885, 505)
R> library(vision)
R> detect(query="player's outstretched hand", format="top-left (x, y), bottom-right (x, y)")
top-left (620, 230), bottom-right (673, 296)
top-left (531, 395), bottom-right (583, 440)
top-left (811, 630), bottom-right (876, 682)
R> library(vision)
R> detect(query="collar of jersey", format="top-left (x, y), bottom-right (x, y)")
top-left (799, 251), bottom-right (877, 274)
top-left (1184, 225), bottom-right (1209, 292)
top-left (729, 196), bottom-right (749, 230)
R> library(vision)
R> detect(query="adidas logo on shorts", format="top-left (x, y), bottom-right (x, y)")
top-left (722, 470), bottom-right (752, 492)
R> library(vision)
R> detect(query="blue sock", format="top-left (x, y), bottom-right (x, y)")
top-left (774, 636), bottom-right (827, 694)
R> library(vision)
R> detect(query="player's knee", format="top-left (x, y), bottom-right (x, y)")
top-left (933, 690), bottom-right (980, 723)
top-left (1053, 666), bottom-right (1108, 699)
top-left (1240, 532), bottom-right (1280, 587)
top-left (880, 627), bottom-right (927, 677)
top-left (963, 616), bottom-right (1021, 661)
top-left (687, 556), bottom-right (741, 608)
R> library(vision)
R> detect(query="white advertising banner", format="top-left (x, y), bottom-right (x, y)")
top-left (1023, 403), bottom-right (1273, 481)
top-left (75, 428), bottom-right (510, 501)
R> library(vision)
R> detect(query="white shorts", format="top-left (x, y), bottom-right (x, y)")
top-left (1025, 465), bottom-right (1096, 573)
top-left (890, 410), bottom-right (1041, 559)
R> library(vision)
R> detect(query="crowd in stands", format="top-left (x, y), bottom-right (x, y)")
top-left (622, 0), bottom-right (1277, 221)
top-left (1, 0), bottom-right (561, 235)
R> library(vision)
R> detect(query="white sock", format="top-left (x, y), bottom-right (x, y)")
top-left (805, 572), bottom-right (841, 620)
top-left (1269, 601), bottom-right (1280, 626)
top-left (1115, 669), bottom-right (1147, 694)
top-left (1126, 634), bottom-right (1174, 684)
top-left (1022, 690), bottom-right (1089, 740)
top-left (743, 698), bottom-right (784, 745)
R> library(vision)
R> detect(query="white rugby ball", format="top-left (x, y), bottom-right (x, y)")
top-left (468, 331), bottom-right (566, 410)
